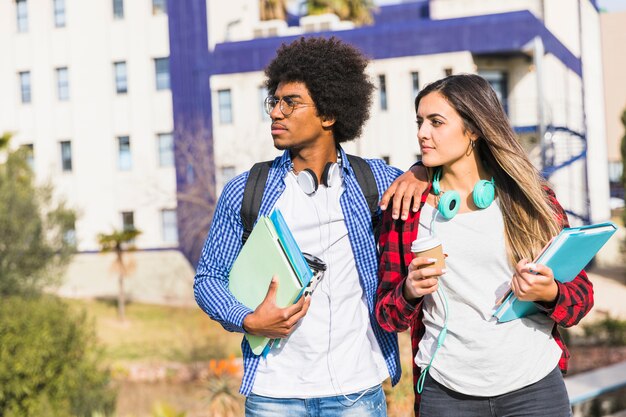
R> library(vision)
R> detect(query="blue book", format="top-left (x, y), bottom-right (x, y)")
top-left (493, 222), bottom-right (617, 323)
top-left (270, 209), bottom-right (313, 288)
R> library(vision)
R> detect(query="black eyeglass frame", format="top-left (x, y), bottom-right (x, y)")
top-left (264, 95), bottom-right (315, 117)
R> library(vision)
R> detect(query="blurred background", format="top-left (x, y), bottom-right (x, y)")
top-left (1, 0), bottom-right (625, 416)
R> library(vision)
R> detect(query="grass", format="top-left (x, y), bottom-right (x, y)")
top-left (65, 298), bottom-right (242, 364)
top-left (65, 298), bottom-right (417, 416)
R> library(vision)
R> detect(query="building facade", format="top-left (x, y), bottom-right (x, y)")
top-left (200, 0), bottom-right (610, 229)
top-left (0, 0), bottom-right (614, 302)
top-left (1, 0), bottom-right (176, 252)
top-left (600, 9), bottom-right (626, 203)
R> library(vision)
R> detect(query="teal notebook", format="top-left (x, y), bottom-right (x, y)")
top-left (228, 209), bottom-right (311, 355)
top-left (493, 222), bottom-right (617, 323)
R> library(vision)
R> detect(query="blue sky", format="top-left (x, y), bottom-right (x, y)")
top-left (374, 0), bottom-right (626, 12)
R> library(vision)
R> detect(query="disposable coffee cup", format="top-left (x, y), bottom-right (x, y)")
top-left (411, 235), bottom-right (445, 269)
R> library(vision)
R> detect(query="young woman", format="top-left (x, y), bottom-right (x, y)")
top-left (375, 74), bottom-right (593, 417)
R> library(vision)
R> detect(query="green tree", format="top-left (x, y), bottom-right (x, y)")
top-left (259, 0), bottom-right (375, 25)
top-left (0, 133), bottom-right (76, 296)
top-left (97, 228), bottom-right (142, 321)
top-left (260, 0), bottom-right (287, 20)
top-left (307, 0), bottom-right (375, 25)
top-left (0, 296), bottom-right (116, 417)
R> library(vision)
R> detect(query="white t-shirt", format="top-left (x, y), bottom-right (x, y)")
top-left (251, 171), bottom-right (389, 398)
top-left (415, 201), bottom-right (562, 396)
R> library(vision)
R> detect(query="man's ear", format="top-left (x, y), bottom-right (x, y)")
top-left (321, 115), bottom-right (336, 128)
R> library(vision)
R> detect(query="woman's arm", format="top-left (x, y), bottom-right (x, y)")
top-left (538, 187), bottom-right (594, 327)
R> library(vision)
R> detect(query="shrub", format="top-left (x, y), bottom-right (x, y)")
top-left (581, 315), bottom-right (626, 346)
top-left (0, 296), bottom-right (116, 417)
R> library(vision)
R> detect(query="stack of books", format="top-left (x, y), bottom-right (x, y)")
top-left (228, 209), bottom-right (314, 355)
top-left (494, 222), bottom-right (617, 322)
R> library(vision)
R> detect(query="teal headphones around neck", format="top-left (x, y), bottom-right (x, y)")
top-left (432, 167), bottom-right (495, 219)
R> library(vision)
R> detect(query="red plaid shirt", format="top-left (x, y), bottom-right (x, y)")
top-left (375, 185), bottom-right (594, 416)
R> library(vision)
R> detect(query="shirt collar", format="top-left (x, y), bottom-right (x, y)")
top-left (278, 146), bottom-right (350, 175)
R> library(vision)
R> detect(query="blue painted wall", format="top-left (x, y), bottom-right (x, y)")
top-left (168, 0), bottom-right (215, 265)
top-left (209, 9), bottom-right (581, 77)
top-left (168, 1), bottom-right (585, 263)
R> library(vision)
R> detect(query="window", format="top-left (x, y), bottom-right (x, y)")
top-left (113, 0), bottom-right (124, 19)
top-left (114, 61), bottom-right (127, 94)
top-left (161, 209), bottom-right (178, 243)
top-left (259, 86), bottom-right (270, 121)
top-left (378, 75), bottom-right (387, 111)
top-left (64, 222), bottom-right (76, 246)
top-left (16, 0), bottom-right (28, 32)
top-left (19, 71), bottom-right (31, 103)
top-left (60, 141), bottom-right (72, 172)
top-left (154, 57), bottom-right (170, 90)
top-left (56, 67), bottom-right (69, 100)
top-left (608, 161), bottom-right (623, 184)
top-left (157, 133), bottom-right (174, 167)
top-left (121, 211), bottom-right (134, 231)
top-left (411, 71), bottom-right (420, 99)
top-left (152, 0), bottom-right (167, 15)
top-left (21, 144), bottom-right (34, 170)
top-left (444, 67), bottom-right (453, 76)
top-left (53, 0), bottom-right (66, 27)
top-left (117, 136), bottom-right (131, 171)
top-left (221, 166), bottom-right (236, 185)
top-left (479, 70), bottom-right (508, 114)
top-left (218, 89), bottom-right (233, 124)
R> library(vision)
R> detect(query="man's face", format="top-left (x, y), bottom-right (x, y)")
top-left (268, 81), bottom-right (330, 151)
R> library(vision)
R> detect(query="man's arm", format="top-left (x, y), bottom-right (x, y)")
top-left (194, 174), bottom-right (312, 338)
top-left (194, 175), bottom-right (254, 333)
top-left (379, 161), bottom-right (428, 221)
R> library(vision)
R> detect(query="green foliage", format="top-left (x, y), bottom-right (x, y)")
top-left (0, 132), bottom-right (11, 150)
top-left (97, 228), bottom-right (142, 321)
top-left (0, 296), bottom-right (116, 417)
top-left (582, 315), bottom-right (626, 346)
top-left (97, 229), bottom-right (141, 252)
top-left (307, 0), bottom-right (375, 25)
top-left (151, 402), bottom-right (186, 417)
top-left (0, 133), bottom-right (76, 296)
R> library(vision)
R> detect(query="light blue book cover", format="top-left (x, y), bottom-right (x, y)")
top-left (270, 209), bottom-right (313, 287)
top-left (494, 222), bottom-right (617, 322)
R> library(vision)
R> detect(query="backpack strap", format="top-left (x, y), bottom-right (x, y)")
top-left (240, 156), bottom-right (381, 245)
top-left (346, 155), bottom-right (381, 241)
top-left (241, 160), bottom-right (272, 245)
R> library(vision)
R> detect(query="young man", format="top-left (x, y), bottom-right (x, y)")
top-left (194, 37), bottom-right (424, 416)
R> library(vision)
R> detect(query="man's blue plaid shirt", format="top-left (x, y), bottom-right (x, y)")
top-left (194, 148), bottom-right (403, 395)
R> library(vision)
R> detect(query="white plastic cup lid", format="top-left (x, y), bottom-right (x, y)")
top-left (411, 234), bottom-right (442, 253)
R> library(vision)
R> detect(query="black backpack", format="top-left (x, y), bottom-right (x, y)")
top-left (240, 155), bottom-right (380, 245)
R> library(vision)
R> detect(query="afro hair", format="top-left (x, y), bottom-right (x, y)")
top-left (264, 37), bottom-right (374, 143)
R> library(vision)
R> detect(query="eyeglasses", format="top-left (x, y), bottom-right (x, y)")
top-left (264, 96), bottom-right (315, 117)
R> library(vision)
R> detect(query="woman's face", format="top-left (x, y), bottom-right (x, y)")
top-left (416, 92), bottom-right (475, 168)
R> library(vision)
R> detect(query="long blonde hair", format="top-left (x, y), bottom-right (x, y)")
top-left (415, 74), bottom-right (561, 264)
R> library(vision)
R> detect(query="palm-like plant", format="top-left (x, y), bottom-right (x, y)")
top-left (97, 228), bottom-right (141, 321)
top-left (0, 132), bottom-right (11, 150)
top-left (307, 0), bottom-right (375, 25)
top-left (260, 0), bottom-right (375, 25)
top-left (260, 0), bottom-right (288, 21)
